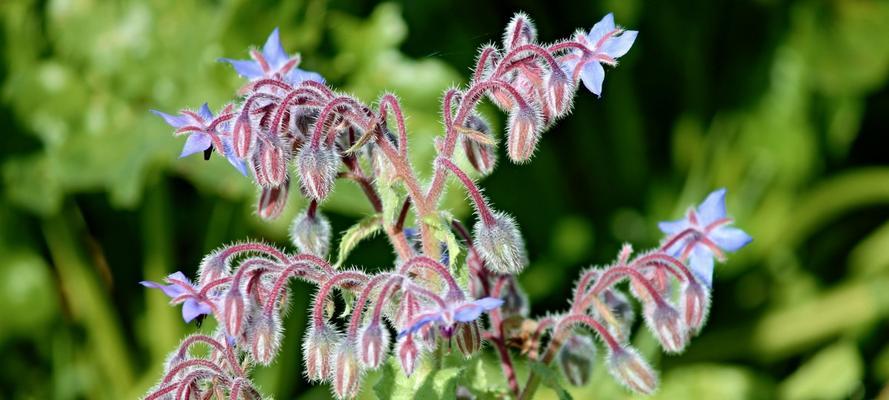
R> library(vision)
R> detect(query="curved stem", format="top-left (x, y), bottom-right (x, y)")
top-left (436, 158), bottom-right (495, 226)
top-left (311, 271), bottom-right (368, 328)
top-left (398, 256), bottom-right (462, 297)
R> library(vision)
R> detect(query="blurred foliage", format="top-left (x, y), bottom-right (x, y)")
top-left (1, 0), bottom-right (888, 399)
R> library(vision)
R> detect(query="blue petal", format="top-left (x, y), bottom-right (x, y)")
top-left (710, 226), bottom-right (752, 252)
top-left (168, 271), bottom-right (191, 284)
top-left (454, 298), bottom-right (503, 322)
top-left (580, 61), bottom-right (605, 97)
top-left (180, 132), bottom-right (213, 158)
top-left (151, 109), bottom-right (191, 128)
top-left (588, 13), bottom-right (616, 45)
top-left (398, 313), bottom-right (441, 338)
top-left (221, 137), bottom-right (249, 176)
top-left (262, 28), bottom-right (289, 69)
top-left (658, 218), bottom-right (689, 235)
top-left (198, 103), bottom-right (214, 121)
top-left (697, 188), bottom-right (727, 226)
top-left (473, 297), bottom-right (505, 311)
top-left (181, 299), bottom-right (212, 323)
top-left (219, 58), bottom-right (264, 79)
top-left (688, 246), bottom-right (714, 288)
top-left (286, 68), bottom-right (325, 85)
top-left (140, 280), bottom-right (185, 298)
top-left (601, 30), bottom-right (637, 59)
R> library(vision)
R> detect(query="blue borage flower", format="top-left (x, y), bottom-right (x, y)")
top-left (561, 13), bottom-right (638, 97)
top-left (150, 104), bottom-right (249, 176)
top-left (141, 271), bottom-right (217, 323)
top-left (398, 297), bottom-right (503, 339)
top-left (219, 28), bottom-right (324, 85)
top-left (658, 188), bottom-right (752, 288)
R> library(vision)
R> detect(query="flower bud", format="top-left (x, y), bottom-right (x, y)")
top-left (503, 12), bottom-right (537, 50)
top-left (252, 138), bottom-right (290, 188)
top-left (289, 209), bottom-right (332, 257)
top-left (461, 114), bottom-right (497, 176)
top-left (643, 302), bottom-right (688, 353)
top-left (297, 145), bottom-right (339, 201)
top-left (249, 313), bottom-right (282, 366)
top-left (557, 333), bottom-right (596, 387)
top-left (602, 289), bottom-right (635, 342)
top-left (506, 106), bottom-right (542, 163)
top-left (453, 322), bottom-right (482, 358)
top-left (232, 114), bottom-right (254, 158)
top-left (607, 346), bottom-right (658, 395)
top-left (500, 277), bottom-right (530, 318)
top-left (397, 336), bottom-right (420, 376)
top-left (303, 323), bottom-right (342, 382)
top-left (474, 211), bottom-right (528, 274)
top-left (223, 288), bottom-right (245, 338)
top-left (257, 180), bottom-right (290, 221)
top-left (358, 323), bottom-right (390, 369)
top-left (544, 71), bottom-right (574, 118)
top-left (681, 280), bottom-right (711, 335)
top-left (332, 344), bottom-right (362, 400)
top-left (197, 250), bottom-right (230, 287)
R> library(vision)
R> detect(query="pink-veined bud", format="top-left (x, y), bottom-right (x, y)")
top-left (289, 209), bottom-right (332, 257)
top-left (503, 12), bottom-right (537, 50)
top-left (396, 336), bottom-right (420, 376)
top-left (296, 145), bottom-right (339, 201)
top-left (506, 105), bottom-right (542, 163)
top-left (253, 138), bottom-right (290, 188)
top-left (643, 302), bottom-right (688, 353)
top-left (358, 322), bottom-right (390, 369)
top-left (302, 323), bottom-right (342, 382)
top-left (488, 84), bottom-right (516, 111)
top-left (233, 113), bottom-right (255, 159)
top-left (453, 322), bottom-right (482, 358)
top-left (681, 280), bottom-right (711, 335)
top-left (474, 211), bottom-right (528, 274)
top-left (558, 333), bottom-right (597, 387)
top-left (197, 250), bottom-right (229, 287)
top-left (257, 180), bottom-right (290, 221)
top-left (461, 114), bottom-right (497, 176)
top-left (544, 70), bottom-right (575, 118)
top-left (223, 288), bottom-right (245, 338)
top-left (332, 344), bottom-right (362, 400)
top-left (248, 313), bottom-right (282, 366)
top-left (607, 346), bottom-right (658, 395)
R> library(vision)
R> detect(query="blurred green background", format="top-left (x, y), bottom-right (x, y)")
top-left (2, 0), bottom-right (889, 398)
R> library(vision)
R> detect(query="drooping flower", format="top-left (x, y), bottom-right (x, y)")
top-left (561, 13), bottom-right (638, 97)
top-left (658, 188), bottom-right (753, 288)
top-left (151, 104), bottom-right (249, 176)
top-left (397, 297), bottom-right (503, 339)
top-left (219, 28), bottom-right (324, 85)
top-left (140, 271), bottom-right (215, 323)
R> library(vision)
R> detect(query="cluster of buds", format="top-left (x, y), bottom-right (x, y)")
top-left (144, 11), bottom-right (751, 400)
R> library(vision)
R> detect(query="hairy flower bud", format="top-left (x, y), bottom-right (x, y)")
top-left (303, 323), bottom-right (342, 382)
top-left (252, 138), bottom-right (290, 188)
top-left (289, 209), bottom-right (332, 257)
top-left (197, 250), bottom-right (229, 287)
top-left (461, 114), bottom-right (497, 176)
top-left (249, 313), bottom-right (282, 366)
top-left (545, 70), bottom-right (575, 118)
top-left (607, 346), bottom-right (658, 395)
top-left (503, 12), bottom-right (537, 50)
top-left (558, 333), bottom-right (596, 386)
top-left (474, 211), bottom-right (528, 274)
top-left (602, 289), bottom-right (635, 342)
top-left (223, 288), bottom-right (245, 338)
top-left (506, 106), bottom-right (542, 163)
top-left (500, 276), bottom-right (530, 318)
top-left (332, 344), bottom-right (362, 400)
top-left (257, 180), bottom-right (290, 220)
top-left (454, 322), bottom-right (482, 357)
top-left (397, 336), bottom-right (420, 376)
top-left (643, 302), bottom-right (688, 353)
top-left (358, 323), bottom-right (390, 369)
top-left (681, 280), bottom-right (711, 335)
top-left (297, 145), bottom-right (339, 201)
top-left (232, 113), bottom-right (255, 158)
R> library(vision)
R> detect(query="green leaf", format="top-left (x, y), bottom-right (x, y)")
top-left (373, 358), bottom-right (463, 400)
top-left (335, 214), bottom-right (383, 267)
top-left (421, 212), bottom-right (462, 270)
top-left (779, 341), bottom-right (863, 400)
top-left (530, 362), bottom-right (573, 400)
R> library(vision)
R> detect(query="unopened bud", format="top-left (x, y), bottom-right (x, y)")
top-left (303, 323), bottom-right (342, 382)
top-left (197, 250), bottom-right (230, 287)
top-left (602, 290), bottom-right (635, 342)
top-left (252, 138), bottom-right (290, 188)
top-left (397, 336), bottom-right (420, 376)
top-left (607, 346), bottom-right (658, 395)
top-left (454, 322), bottom-right (482, 357)
top-left (681, 280), bottom-right (711, 335)
top-left (545, 71), bottom-right (574, 118)
top-left (233, 114), bottom-right (254, 158)
top-left (257, 180), bottom-right (290, 220)
top-left (248, 313), bottom-right (282, 366)
top-left (289, 209), bottom-right (332, 257)
top-left (557, 333), bottom-right (596, 386)
top-left (500, 277), bottom-right (529, 318)
top-left (503, 12), bottom-right (537, 50)
top-left (474, 211), bottom-right (528, 274)
top-left (223, 288), bottom-right (245, 338)
top-left (358, 323), bottom-right (390, 369)
top-left (461, 114), bottom-right (497, 176)
top-left (332, 344), bottom-right (362, 400)
top-left (643, 302), bottom-right (688, 353)
top-left (297, 145), bottom-right (339, 201)
top-left (506, 106), bottom-right (542, 163)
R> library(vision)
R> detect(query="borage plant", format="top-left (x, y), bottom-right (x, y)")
top-left (143, 12), bottom-right (751, 400)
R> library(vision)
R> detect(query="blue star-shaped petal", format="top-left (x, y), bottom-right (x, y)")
top-left (219, 28), bottom-right (324, 85)
top-left (141, 271), bottom-right (215, 323)
top-left (561, 13), bottom-right (638, 97)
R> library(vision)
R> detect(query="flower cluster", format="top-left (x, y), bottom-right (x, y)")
top-left (143, 13), bottom-right (750, 400)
